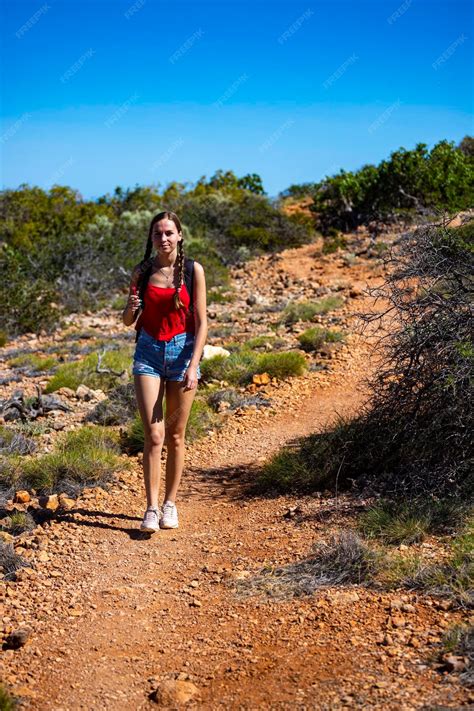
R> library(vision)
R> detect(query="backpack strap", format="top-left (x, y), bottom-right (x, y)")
top-left (184, 257), bottom-right (195, 314)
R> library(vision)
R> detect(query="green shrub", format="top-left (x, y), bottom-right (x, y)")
top-left (122, 413), bottom-right (144, 455)
top-left (254, 417), bottom-right (356, 494)
top-left (280, 297), bottom-right (343, 325)
top-left (199, 351), bottom-right (256, 385)
top-left (244, 335), bottom-right (288, 351)
top-left (3, 511), bottom-right (35, 535)
top-left (322, 232), bottom-right (347, 254)
top-left (255, 351), bottom-right (306, 380)
top-left (17, 425), bottom-right (124, 494)
top-left (45, 348), bottom-right (132, 393)
top-left (8, 353), bottom-right (57, 371)
top-left (359, 498), bottom-right (471, 544)
top-left (200, 348), bottom-right (306, 386)
top-left (359, 501), bottom-right (431, 545)
top-left (297, 327), bottom-right (344, 352)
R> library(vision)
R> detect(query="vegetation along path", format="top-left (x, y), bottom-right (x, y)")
top-left (1, 230), bottom-right (472, 709)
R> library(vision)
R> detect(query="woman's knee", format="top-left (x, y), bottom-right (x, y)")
top-left (144, 428), bottom-right (165, 448)
top-left (165, 429), bottom-right (186, 448)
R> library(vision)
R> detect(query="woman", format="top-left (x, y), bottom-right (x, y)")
top-left (122, 211), bottom-right (207, 533)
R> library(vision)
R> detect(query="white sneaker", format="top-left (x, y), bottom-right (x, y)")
top-left (160, 500), bottom-right (179, 529)
top-left (140, 506), bottom-right (160, 533)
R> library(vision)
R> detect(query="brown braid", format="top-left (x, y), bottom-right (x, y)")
top-left (174, 238), bottom-right (186, 310)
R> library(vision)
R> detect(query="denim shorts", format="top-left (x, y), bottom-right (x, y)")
top-left (132, 329), bottom-right (201, 381)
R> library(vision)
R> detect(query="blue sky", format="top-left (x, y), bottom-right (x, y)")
top-left (1, 0), bottom-right (473, 200)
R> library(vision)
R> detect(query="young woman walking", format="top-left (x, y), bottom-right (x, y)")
top-left (122, 211), bottom-right (207, 533)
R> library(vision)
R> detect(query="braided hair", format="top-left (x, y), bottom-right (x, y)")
top-left (141, 210), bottom-right (187, 311)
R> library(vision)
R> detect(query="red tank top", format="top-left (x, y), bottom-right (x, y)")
top-left (136, 282), bottom-right (195, 341)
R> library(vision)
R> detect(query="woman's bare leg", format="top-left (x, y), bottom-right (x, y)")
top-left (134, 374), bottom-right (166, 508)
top-left (163, 381), bottom-right (198, 502)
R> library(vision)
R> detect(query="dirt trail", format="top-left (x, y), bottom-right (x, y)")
top-left (1, 235), bottom-right (472, 710)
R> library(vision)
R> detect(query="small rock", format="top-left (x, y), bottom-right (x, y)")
top-left (390, 616), bottom-right (406, 628)
top-left (4, 627), bottom-right (32, 650)
top-left (331, 591), bottom-right (360, 605)
top-left (441, 654), bottom-right (470, 673)
top-left (38, 494), bottom-right (59, 511)
top-left (253, 372), bottom-right (271, 386)
top-left (58, 494), bottom-right (76, 510)
top-left (14, 567), bottom-right (36, 581)
top-left (150, 679), bottom-right (200, 706)
top-left (202, 345), bottom-right (230, 360)
top-left (435, 599), bottom-right (453, 611)
top-left (76, 384), bottom-right (98, 401)
top-left (389, 598), bottom-right (403, 610)
top-left (56, 387), bottom-right (76, 398)
top-left (13, 491), bottom-right (30, 504)
top-left (283, 505), bottom-right (302, 519)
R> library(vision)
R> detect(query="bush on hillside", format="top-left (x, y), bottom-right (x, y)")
top-left (256, 216), bottom-right (473, 500)
top-left (307, 138), bottom-right (474, 233)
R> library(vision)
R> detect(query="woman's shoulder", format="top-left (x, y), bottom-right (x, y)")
top-left (188, 259), bottom-right (204, 275)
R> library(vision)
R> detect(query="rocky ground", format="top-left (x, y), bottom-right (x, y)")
top-left (0, 226), bottom-right (472, 710)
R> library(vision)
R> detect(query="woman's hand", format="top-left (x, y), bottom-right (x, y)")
top-left (122, 282), bottom-right (141, 326)
top-left (126, 286), bottom-right (141, 314)
top-left (183, 365), bottom-right (199, 391)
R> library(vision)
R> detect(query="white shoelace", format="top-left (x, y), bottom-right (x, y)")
top-left (162, 502), bottom-right (176, 516)
top-left (144, 507), bottom-right (159, 521)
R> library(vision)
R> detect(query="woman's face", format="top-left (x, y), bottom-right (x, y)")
top-left (152, 218), bottom-right (182, 256)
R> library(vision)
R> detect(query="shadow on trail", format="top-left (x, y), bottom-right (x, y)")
top-left (181, 461), bottom-right (266, 502)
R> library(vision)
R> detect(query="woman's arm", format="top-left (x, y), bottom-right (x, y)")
top-left (122, 267), bottom-right (142, 326)
top-left (189, 261), bottom-right (208, 368)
